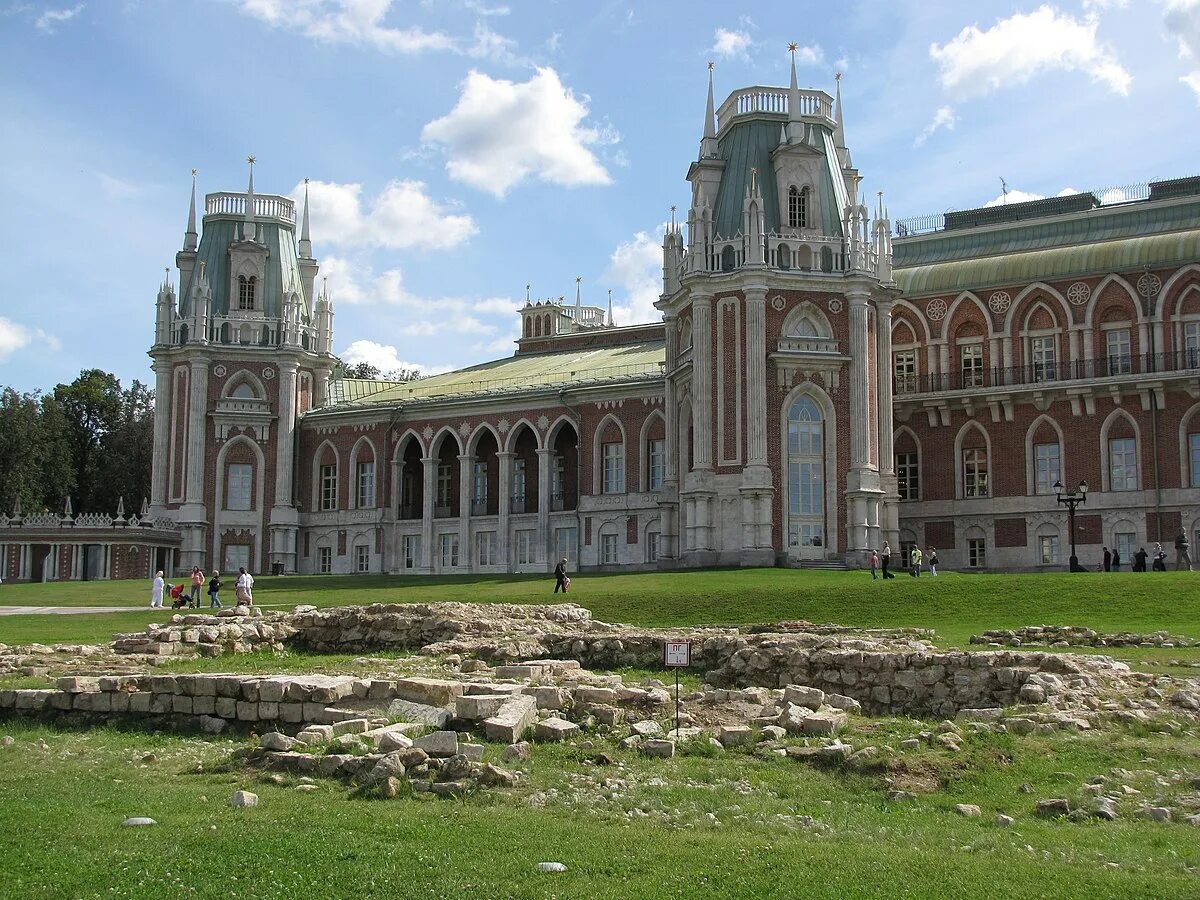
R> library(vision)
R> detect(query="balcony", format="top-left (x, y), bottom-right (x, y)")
top-left (509, 497), bottom-right (527, 515)
top-left (894, 350), bottom-right (1199, 397)
top-left (204, 192), bottom-right (296, 224)
top-left (399, 504), bottom-right (420, 521)
top-left (715, 86), bottom-right (835, 132)
top-left (471, 500), bottom-right (488, 516)
top-left (434, 504), bottom-right (454, 519)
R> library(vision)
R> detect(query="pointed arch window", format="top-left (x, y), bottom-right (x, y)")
top-left (787, 396), bottom-right (825, 549)
top-left (238, 275), bottom-right (257, 311)
top-left (788, 185), bottom-right (809, 229)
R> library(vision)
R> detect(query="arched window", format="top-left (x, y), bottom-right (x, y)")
top-left (524, 317), bottom-right (532, 337)
top-left (788, 185), bottom-right (808, 229)
top-left (238, 275), bottom-right (257, 311)
top-left (778, 244), bottom-right (791, 269)
top-left (231, 383), bottom-right (256, 400)
top-left (721, 245), bottom-right (737, 271)
top-left (786, 396), bottom-right (824, 550)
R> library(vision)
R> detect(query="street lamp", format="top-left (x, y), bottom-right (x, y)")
top-left (1053, 479), bottom-right (1089, 572)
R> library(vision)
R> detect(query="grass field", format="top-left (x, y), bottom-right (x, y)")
top-left (3, 569), bottom-right (1200, 898)
top-left (3, 569), bottom-right (1198, 671)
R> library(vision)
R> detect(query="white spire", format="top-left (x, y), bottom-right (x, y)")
top-left (299, 177), bottom-right (312, 259)
top-left (787, 42), bottom-right (801, 123)
top-left (607, 289), bottom-right (613, 327)
top-left (184, 168), bottom-right (198, 251)
top-left (575, 276), bottom-right (582, 314)
top-left (700, 62), bottom-right (718, 158)
top-left (833, 72), bottom-right (848, 154)
top-left (243, 155), bottom-right (257, 240)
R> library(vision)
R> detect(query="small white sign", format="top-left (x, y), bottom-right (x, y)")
top-left (664, 640), bottom-right (691, 667)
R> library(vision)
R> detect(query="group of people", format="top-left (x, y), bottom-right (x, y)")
top-left (1103, 533), bottom-right (1192, 573)
top-left (869, 542), bottom-right (939, 579)
top-left (150, 567), bottom-right (255, 609)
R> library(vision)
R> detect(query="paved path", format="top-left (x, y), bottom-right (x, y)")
top-left (0, 606), bottom-right (140, 616)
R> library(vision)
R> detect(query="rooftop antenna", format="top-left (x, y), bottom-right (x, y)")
top-left (670, 205), bottom-right (677, 231)
top-left (999, 176), bottom-right (1009, 205)
top-left (525, 283), bottom-right (531, 303)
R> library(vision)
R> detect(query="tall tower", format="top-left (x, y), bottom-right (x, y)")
top-left (655, 51), bottom-right (899, 568)
top-left (148, 161), bottom-right (334, 575)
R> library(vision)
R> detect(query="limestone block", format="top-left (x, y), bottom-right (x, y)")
top-left (533, 717), bottom-right (580, 742)
top-left (256, 679), bottom-right (286, 703)
top-left (278, 702), bottom-right (304, 723)
top-left (779, 704), bottom-right (813, 734)
top-left (56, 677), bottom-right (100, 693)
top-left (150, 694), bottom-right (175, 715)
top-left (493, 665), bottom-right (544, 680)
top-left (483, 695), bottom-right (538, 744)
top-left (466, 683), bottom-right (524, 696)
top-left (460, 743), bottom-right (485, 761)
top-left (302, 702), bottom-right (332, 724)
top-left (145, 676), bottom-right (178, 695)
top-left (528, 686), bottom-right (570, 710)
top-left (331, 718), bottom-right (370, 736)
top-left (260, 732), bottom-right (297, 752)
top-left (367, 680), bottom-right (394, 701)
top-left (236, 701), bottom-right (258, 721)
top-left (198, 715), bottom-right (227, 734)
top-left (718, 725), bottom-right (754, 748)
top-left (783, 685), bottom-right (825, 711)
top-left (191, 696), bottom-right (215, 716)
top-left (394, 677), bottom-right (464, 707)
top-left (377, 731), bottom-right (414, 753)
top-left (455, 694), bottom-right (510, 720)
top-left (629, 720), bottom-right (663, 738)
top-left (824, 693), bottom-right (862, 713)
top-left (128, 692), bottom-right (151, 713)
top-left (191, 677), bottom-right (218, 697)
top-left (800, 710), bottom-right (847, 736)
top-left (172, 695), bottom-right (193, 715)
top-left (386, 699), bottom-right (451, 728)
top-left (297, 725), bottom-right (334, 743)
top-left (640, 739), bottom-right (675, 758)
top-left (258, 701), bottom-right (279, 721)
top-left (414, 730), bottom-right (460, 758)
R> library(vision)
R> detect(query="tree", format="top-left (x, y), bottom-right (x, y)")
top-left (99, 380), bottom-right (154, 514)
top-left (333, 357), bottom-right (423, 382)
top-left (54, 370), bottom-right (124, 513)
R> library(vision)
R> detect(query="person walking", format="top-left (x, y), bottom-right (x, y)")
top-left (207, 570), bottom-right (223, 609)
top-left (928, 548), bottom-right (939, 576)
top-left (235, 567), bottom-right (254, 606)
top-left (1112, 547), bottom-right (1122, 572)
top-left (1152, 543), bottom-right (1167, 572)
top-left (869, 549), bottom-right (880, 580)
top-left (910, 545), bottom-right (923, 577)
top-left (1102, 547), bottom-right (1111, 572)
top-left (189, 567), bottom-right (205, 608)
top-left (881, 542), bottom-right (894, 579)
top-left (1176, 531), bottom-right (1192, 571)
top-left (150, 570), bottom-right (165, 609)
top-left (553, 557), bottom-right (569, 593)
top-left (1134, 547), bottom-right (1148, 572)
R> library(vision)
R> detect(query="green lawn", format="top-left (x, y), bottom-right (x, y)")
top-left (3, 569), bottom-right (1198, 654)
top-left (0, 718), bottom-right (1198, 899)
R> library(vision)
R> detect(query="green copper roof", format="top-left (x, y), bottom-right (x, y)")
top-left (321, 340), bottom-right (666, 411)
top-left (178, 219), bottom-right (308, 321)
top-left (894, 228), bottom-right (1200, 296)
top-left (712, 120), bottom-right (845, 238)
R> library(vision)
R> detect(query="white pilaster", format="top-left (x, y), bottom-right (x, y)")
top-left (458, 454), bottom-right (474, 568)
top-left (421, 457), bottom-right (436, 571)
top-left (497, 450), bottom-right (513, 570)
top-left (150, 360), bottom-right (171, 512)
top-left (536, 448), bottom-right (554, 568)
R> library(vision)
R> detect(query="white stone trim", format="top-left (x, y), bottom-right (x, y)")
top-left (1098, 407), bottom-right (1141, 492)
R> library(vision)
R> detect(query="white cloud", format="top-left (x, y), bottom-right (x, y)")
top-left (35, 3), bottom-right (83, 33)
top-left (97, 172), bottom-right (139, 199)
top-left (339, 339), bottom-right (451, 376)
top-left (463, 0), bottom-right (509, 15)
top-left (466, 20), bottom-right (526, 65)
top-left (914, 106), bottom-right (956, 147)
top-left (835, 56), bottom-right (850, 72)
top-left (602, 229), bottom-right (664, 326)
top-left (711, 27), bottom-right (752, 58)
top-left (238, 0), bottom-right (455, 53)
top-left (930, 6), bottom-right (1132, 99)
top-left (293, 179), bottom-right (476, 251)
top-left (794, 44), bottom-right (823, 66)
top-left (1165, 0), bottom-right (1200, 101)
top-left (421, 68), bottom-right (614, 197)
top-left (980, 185), bottom-right (1130, 208)
top-left (0, 317), bottom-right (60, 361)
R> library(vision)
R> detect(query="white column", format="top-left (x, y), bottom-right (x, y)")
top-left (421, 457), bottom-right (436, 570)
top-left (497, 450), bottom-right (513, 570)
top-left (184, 358), bottom-right (210, 505)
top-left (848, 292), bottom-right (871, 470)
top-left (740, 285), bottom-right (774, 559)
top-left (273, 361), bottom-right (298, 508)
top-left (536, 448), bottom-right (554, 567)
top-left (660, 315), bottom-right (679, 561)
top-left (458, 454), bottom-right (474, 569)
top-left (691, 293), bottom-right (714, 470)
top-left (150, 360), bottom-right (171, 510)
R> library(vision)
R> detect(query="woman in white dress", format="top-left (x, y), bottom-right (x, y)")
top-left (150, 571), bottom-right (165, 608)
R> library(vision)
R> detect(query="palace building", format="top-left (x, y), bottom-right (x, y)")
top-left (4, 56), bottom-right (1197, 582)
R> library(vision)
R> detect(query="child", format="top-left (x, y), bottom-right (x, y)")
top-left (562, 575), bottom-right (571, 593)
top-left (869, 549), bottom-right (880, 580)
top-left (208, 570), bottom-right (223, 609)
top-left (169, 583), bottom-right (188, 610)
top-left (928, 548), bottom-right (939, 576)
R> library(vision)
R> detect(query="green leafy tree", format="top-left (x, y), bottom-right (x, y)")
top-left (54, 370), bottom-right (125, 513)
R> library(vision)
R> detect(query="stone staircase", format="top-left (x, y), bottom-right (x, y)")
top-left (795, 559), bottom-right (850, 571)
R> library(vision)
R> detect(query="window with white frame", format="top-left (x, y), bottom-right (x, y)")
top-left (224, 544), bottom-right (250, 573)
top-left (1114, 531), bottom-right (1135, 563)
top-left (962, 447), bottom-right (989, 497)
top-left (1108, 437), bottom-right (1138, 491)
top-left (1031, 335), bottom-right (1057, 382)
top-left (356, 461), bottom-right (375, 509)
top-left (554, 526), bottom-right (578, 564)
top-left (319, 463), bottom-right (337, 511)
top-left (1034, 442), bottom-right (1061, 495)
top-left (226, 463), bottom-right (252, 510)
top-left (646, 531), bottom-right (660, 563)
top-left (515, 529), bottom-right (535, 565)
top-left (439, 533), bottom-right (459, 567)
top-left (402, 535), bottom-right (421, 570)
top-left (436, 463), bottom-right (453, 510)
top-left (1191, 432), bottom-right (1200, 488)
top-left (237, 275), bottom-right (256, 310)
top-left (602, 441), bottom-right (624, 494)
top-left (1186, 321), bottom-right (1200, 368)
top-left (600, 532), bottom-right (618, 564)
top-left (967, 538), bottom-right (986, 568)
top-left (1039, 534), bottom-right (1060, 565)
top-left (1106, 327), bottom-right (1132, 375)
top-left (317, 546), bottom-right (332, 574)
top-left (552, 454), bottom-right (565, 504)
top-left (511, 458), bottom-right (527, 508)
top-left (475, 531), bottom-right (495, 566)
top-left (896, 451), bottom-right (919, 501)
top-left (647, 439), bottom-right (666, 490)
top-left (960, 343), bottom-right (984, 387)
top-left (472, 461), bottom-right (488, 512)
top-left (893, 350), bottom-right (917, 393)
top-left (354, 544), bottom-right (370, 573)
top-left (788, 185), bottom-right (808, 229)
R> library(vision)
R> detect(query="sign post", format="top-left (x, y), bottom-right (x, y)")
top-left (663, 640), bottom-right (691, 737)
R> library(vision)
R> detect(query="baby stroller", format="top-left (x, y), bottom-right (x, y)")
top-left (169, 583), bottom-right (189, 610)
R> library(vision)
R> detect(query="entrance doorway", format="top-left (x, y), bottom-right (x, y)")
top-left (786, 396), bottom-right (826, 560)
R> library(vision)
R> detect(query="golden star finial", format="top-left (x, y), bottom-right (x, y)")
top-left (304, 177), bottom-right (310, 185)
top-left (707, 60), bottom-right (714, 71)
top-left (576, 276), bottom-right (581, 284)
top-left (788, 42), bottom-right (798, 53)
top-left (835, 71), bottom-right (842, 82)
top-left (190, 167), bottom-right (197, 177)
top-left (247, 155), bottom-right (257, 166)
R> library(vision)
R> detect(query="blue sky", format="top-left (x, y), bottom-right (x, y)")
top-left (1, 0), bottom-right (1197, 391)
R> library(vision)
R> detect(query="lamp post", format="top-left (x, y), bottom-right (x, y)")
top-left (1053, 479), bottom-right (1089, 572)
